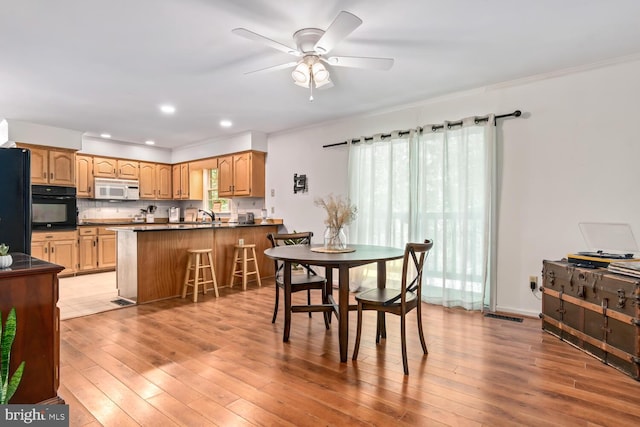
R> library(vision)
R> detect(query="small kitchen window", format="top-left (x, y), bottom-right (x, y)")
top-left (205, 169), bottom-right (230, 213)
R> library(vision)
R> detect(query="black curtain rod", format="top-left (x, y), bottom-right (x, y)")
top-left (322, 110), bottom-right (522, 148)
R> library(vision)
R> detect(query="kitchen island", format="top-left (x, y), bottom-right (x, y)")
top-left (112, 223), bottom-right (279, 303)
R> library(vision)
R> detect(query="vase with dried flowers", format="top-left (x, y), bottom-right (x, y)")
top-left (314, 194), bottom-right (357, 250)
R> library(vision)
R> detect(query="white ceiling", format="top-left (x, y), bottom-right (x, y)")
top-left (2, 0), bottom-right (640, 149)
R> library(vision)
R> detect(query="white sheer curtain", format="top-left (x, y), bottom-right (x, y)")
top-left (348, 116), bottom-right (496, 310)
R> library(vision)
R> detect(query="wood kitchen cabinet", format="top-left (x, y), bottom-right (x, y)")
top-left (78, 227), bottom-right (98, 271)
top-left (17, 143), bottom-right (75, 186)
top-left (76, 154), bottom-right (94, 198)
top-left (218, 151), bottom-right (265, 197)
top-left (97, 227), bottom-right (116, 268)
top-left (139, 162), bottom-right (156, 199)
top-left (156, 163), bottom-right (172, 199)
top-left (93, 157), bottom-right (117, 177)
top-left (93, 156), bottom-right (139, 179)
top-left (32, 230), bottom-right (77, 276)
top-left (139, 162), bottom-right (172, 200)
top-left (117, 159), bottom-right (139, 179)
top-left (172, 163), bottom-right (203, 200)
top-left (172, 164), bottom-right (183, 198)
top-left (77, 226), bottom-right (116, 272)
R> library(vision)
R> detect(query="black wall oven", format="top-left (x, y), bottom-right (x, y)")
top-left (32, 185), bottom-right (77, 230)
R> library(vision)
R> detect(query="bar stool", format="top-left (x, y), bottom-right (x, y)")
top-left (182, 249), bottom-right (219, 302)
top-left (230, 243), bottom-right (261, 290)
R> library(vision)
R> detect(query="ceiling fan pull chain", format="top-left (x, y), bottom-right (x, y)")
top-left (309, 74), bottom-right (314, 102)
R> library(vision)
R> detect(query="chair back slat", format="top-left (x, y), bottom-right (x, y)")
top-left (267, 232), bottom-right (318, 276)
top-left (384, 239), bottom-right (433, 306)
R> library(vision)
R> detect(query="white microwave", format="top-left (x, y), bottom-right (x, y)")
top-left (94, 177), bottom-right (140, 200)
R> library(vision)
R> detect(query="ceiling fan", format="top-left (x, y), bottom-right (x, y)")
top-left (232, 11), bottom-right (394, 100)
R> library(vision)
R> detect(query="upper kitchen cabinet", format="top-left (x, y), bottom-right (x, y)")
top-left (118, 159), bottom-right (139, 179)
top-left (17, 143), bottom-right (75, 186)
top-left (218, 151), bottom-right (265, 197)
top-left (92, 157), bottom-right (117, 178)
top-left (140, 162), bottom-right (172, 200)
top-left (76, 154), bottom-right (93, 198)
top-left (156, 164), bottom-right (172, 199)
top-left (172, 163), bottom-right (202, 200)
top-left (139, 162), bottom-right (156, 199)
top-left (93, 157), bottom-right (139, 179)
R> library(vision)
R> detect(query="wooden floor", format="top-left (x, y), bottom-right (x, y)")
top-left (59, 279), bottom-right (640, 426)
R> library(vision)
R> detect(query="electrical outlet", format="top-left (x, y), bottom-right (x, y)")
top-left (271, 189), bottom-right (275, 197)
top-left (271, 207), bottom-right (274, 214)
top-left (529, 275), bottom-right (538, 291)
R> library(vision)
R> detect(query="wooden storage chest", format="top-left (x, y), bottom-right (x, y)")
top-left (540, 260), bottom-right (640, 380)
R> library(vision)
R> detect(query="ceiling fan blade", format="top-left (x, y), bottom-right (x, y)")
top-left (325, 56), bottom-right (394, 70)
top-left (232, 28), bottom-right (301, 56)
top-left (314, 11), bottom-right (362, 54)
top-left (244, 61), bottom-right (299, 75)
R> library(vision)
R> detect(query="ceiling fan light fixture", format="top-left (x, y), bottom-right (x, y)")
top-left (311, 62), bottom-right (329, 84)
top-left (314, 77), bottom-right (332, 88)
top-left (292, 62), bottom-right (310, 85)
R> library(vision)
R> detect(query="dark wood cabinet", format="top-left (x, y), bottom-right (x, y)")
top-left (0, 253), bottom-right (64, 403)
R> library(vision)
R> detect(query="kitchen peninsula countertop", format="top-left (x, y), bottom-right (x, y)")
top-left (111, 222), bottom-right (279, 304)
top-left (108, 222), bottom-right (276, 232)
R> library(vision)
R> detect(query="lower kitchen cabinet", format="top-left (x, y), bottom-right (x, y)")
top-left (32, 230), bottom-right (78, 276)
top-left (77, 226), bottom-right (116, 272)
top-left (78, 227), bottom-right (98, 271)
top-left (97, 227), bottom-right (116, 268)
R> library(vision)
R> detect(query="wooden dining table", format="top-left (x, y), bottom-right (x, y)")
top-left (264, 244), bottom-right (404, 362)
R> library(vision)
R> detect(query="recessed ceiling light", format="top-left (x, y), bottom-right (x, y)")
top-left (220, 119), bottom-right (232, 128)
top-left (145, 140), bottom-right (155, 145)
top-left (100, 133), bottom-right (111, 138)
top-left (160, 104), bottom-right (176, 114)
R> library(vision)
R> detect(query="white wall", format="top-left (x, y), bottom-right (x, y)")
top-left (266, 57), bottom-right (640, 317)
top-left (7, 119), bottom-right (83, 149)
top-left (0, 119), bottom-right (8, 144)
top-left (81, 136), bottom-right (172, 163)
top-left (171, 131), bottom-right (267, 163)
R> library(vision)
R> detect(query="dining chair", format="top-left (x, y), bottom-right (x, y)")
top-left (267, 232), bottom-right (330, 339)
top-left (352, 239), bottom-right (433, 375)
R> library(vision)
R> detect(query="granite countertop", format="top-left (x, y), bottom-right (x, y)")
top-left (108, 222), bottom-right (277, 232)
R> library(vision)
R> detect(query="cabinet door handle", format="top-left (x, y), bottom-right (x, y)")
top-left (88, 185), bottom-right (91, 192)
top-left (44, 247), bottom-right (48, 254)
top-left (51, 247), bottom-right (55, 253)
top-left (50, 172), bottom-right (53, 179)
top-left (43, 172), bottom-right (47, 179)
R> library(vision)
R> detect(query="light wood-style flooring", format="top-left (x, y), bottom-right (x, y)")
top-left (59, 280), bottom-right (640, 426)
top-left (58, 271), bottom-right (120, 320)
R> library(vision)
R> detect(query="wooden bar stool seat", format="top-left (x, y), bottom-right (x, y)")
top-left (182, 248), bottom-right (219, 302)
top-left (230, 243), bottom-right (261, 290)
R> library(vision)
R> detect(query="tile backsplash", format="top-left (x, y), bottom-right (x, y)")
top-left (77, 198), bottom-right (266, 222)
top-left (77, 199), bottom-right (181, 221)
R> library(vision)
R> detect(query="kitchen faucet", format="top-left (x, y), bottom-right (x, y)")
top-left (198, 209), bottom-right (215, 222)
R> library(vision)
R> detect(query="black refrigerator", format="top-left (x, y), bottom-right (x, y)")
top-left (0, 148), bottom-right (32, 254)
